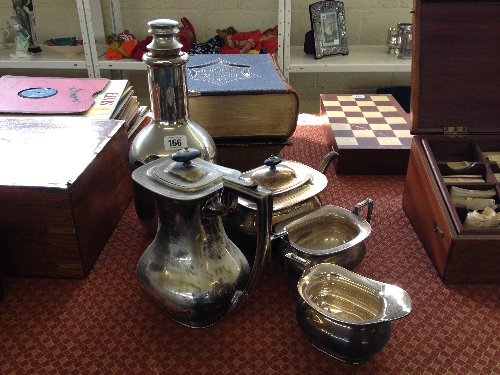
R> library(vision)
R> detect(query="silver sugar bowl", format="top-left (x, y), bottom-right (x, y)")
top-left (275, 199), bottom-right (373, 281)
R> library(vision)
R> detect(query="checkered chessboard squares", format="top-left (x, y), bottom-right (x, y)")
top-left (323, 94), bottom-right (412, 149)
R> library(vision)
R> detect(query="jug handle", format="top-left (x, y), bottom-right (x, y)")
top-left (222, 177), bottom-right (273, 297)
top-left (283, 253), bottom-right (310, 302)
top-left (352, 198), bottom-right (374, 223)
top-left (316, 148), bottom-right (339, 174)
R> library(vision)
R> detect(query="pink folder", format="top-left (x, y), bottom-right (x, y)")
top-left (0, 76), bottom-right (109, 114)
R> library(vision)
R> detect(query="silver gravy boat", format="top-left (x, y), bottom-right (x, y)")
top-left (275, 199), bottom-right (373, 281)
top-left (285, 254), bottom-right (412, 364)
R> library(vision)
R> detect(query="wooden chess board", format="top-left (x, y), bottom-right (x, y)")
top-left (320, 94), bottom-right (412, 175)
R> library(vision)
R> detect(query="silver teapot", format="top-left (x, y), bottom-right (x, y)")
top-left (222, 152), bottom-right (337, 251)
top-left (132, 148), bottom-right (272, 328)
top-left (286, 254), bottom-right (412, 363)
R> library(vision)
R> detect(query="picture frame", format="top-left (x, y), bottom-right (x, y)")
top-left (309, 1), bottom-right (348, 59)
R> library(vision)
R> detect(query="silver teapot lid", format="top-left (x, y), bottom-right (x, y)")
top-left (238, 156), bottom-right (328, 211)
top-left (132, 148), bottom-right (241, 201)
top-left (240, 155), bottom-right (310, 195)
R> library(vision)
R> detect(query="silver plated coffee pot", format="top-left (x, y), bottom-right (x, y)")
top-left (129, 19), bottom-right (216, 235)
top-left (132, 148), bottom-right (272, 328)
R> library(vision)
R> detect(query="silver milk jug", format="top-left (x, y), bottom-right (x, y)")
top-left (129, 19), bottom-right (216, 235)
top-left (132, 148), bottom-right (272, 328)
top-left (285, 254), bottom-right (412, 363)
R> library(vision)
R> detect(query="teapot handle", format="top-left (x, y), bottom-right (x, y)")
top-left (316, 148), bottom-right (339, 174)
top-left (222, 177), bottom-right (273, 297)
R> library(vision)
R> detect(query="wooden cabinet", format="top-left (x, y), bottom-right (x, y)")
top-left (402, 0), bottom-right (500, 284)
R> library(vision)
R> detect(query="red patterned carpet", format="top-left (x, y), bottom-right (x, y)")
top-left (1, 123), bottom-right (499, 374)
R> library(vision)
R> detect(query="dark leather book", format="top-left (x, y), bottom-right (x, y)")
top-left (186, 54), bottom-right (299, 139)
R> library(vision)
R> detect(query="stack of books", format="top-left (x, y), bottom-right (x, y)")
top-left (108, 81), bottom-right (149, 138)
top-left (78, 79), bottom-right (149, 138)
top-left (0, 76), bottom-right (149, 139)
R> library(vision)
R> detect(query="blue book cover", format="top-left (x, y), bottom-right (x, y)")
top-left (186, 54), bottom-right (290, 96)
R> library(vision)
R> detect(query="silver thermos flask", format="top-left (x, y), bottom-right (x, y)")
top-left (129, 19), bottom-right (217, 236)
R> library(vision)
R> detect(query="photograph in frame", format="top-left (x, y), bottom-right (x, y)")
top-left (309, 1), bottom-right (348, 59)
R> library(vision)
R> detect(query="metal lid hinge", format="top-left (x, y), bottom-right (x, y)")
top-left (444, 126), bottom-right (468, 138)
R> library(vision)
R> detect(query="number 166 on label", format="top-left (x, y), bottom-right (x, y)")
top-left (164, 135), bottom-right (188, 151)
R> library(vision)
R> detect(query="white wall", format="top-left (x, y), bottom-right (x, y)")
top-left (0, 0), bottom-right (413, 114)
top-left (288, 0), bottom-right (413, 112)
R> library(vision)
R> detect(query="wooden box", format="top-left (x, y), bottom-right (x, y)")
top-left (0, 118), bottom-right (133, 278)
top-left (402, 0), bottom-right (500, 283)
top-left (320, 94), bottom-right (412, 175)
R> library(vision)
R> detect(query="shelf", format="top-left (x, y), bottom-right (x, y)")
top-left (93, 0), bottom-right (286, 76)
top-left (0, 0), bottom-right (96, 76)
top-left (98, 57), bottom-right (145, 70)
top-left (0, 44), bottom-right (90, 70)
top-left (285, 45), bottom-right (411, 75)
top-left (95, 45), bottom-right (411, 76)
top-left (95, 45), bottom-right (146, 71)
top-left (0, 1), bottom-right (411, 81)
